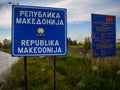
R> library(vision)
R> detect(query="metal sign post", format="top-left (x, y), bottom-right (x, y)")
top-left (24, 57), bottom-right (27, 90)
top-left (12, 5), bottom-right (67, 90)
top-left (53, 56), bottom-right (56, 90)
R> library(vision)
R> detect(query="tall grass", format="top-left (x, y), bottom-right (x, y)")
top-left (1, 50), bottom-right (120, 90)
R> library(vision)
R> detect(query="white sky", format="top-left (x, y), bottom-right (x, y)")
top-left (0, 0), bottom-right (120, 29)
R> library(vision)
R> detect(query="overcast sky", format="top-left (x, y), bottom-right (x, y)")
top-left (0, 0), bottom-right (120, 42)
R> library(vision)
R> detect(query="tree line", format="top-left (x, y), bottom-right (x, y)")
top-left (68, 37), bottom-right (91, 49)
top-left (0, 39), bottom-right (11, 49)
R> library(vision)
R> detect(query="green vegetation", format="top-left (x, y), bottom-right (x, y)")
top-left (0, 38), bottom-right (11, 53)
top-left (0, 47), bottom-right (11, 53)
top-left (1, 52), bottom-right (120, 90)
top-left (69, 45), bottom-right (84, 49)
top-left (116, 43), bottom-right (120, 49)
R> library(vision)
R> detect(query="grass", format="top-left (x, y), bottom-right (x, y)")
top-left (0, 48), bottom-right (11, 53)
top-left (69, 45), bottom-right (84, 49)
top-left (116, 43), bottom-right (120, 49)
top-left (1, 52), bottom-right (120, 90)
top-left (1, 46), bottom-right (120, 90)
top-left (2, 57), bottom-right (53, 90)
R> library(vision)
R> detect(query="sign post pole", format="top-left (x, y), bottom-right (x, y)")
top-left (24, 56), bottom-right (27, 90)
top-left (12, 5), bottom-right (67, 90)
top-left (53, 56), bottom-right (56, 90)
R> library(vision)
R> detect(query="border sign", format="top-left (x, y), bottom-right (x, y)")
top-left (12, 5), bottom-right (67, 56)
top-left (91, 14), bottom-right (116, 58)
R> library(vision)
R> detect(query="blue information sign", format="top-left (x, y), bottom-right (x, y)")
top-left (12, 5), bottom-right (67, 56)
top-left (91, 14), bottom-right (116, 58)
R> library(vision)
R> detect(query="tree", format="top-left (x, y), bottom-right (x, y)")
top-left (73, 40), bottom-right (77, 45)
top-left (67, 37), bottom-right (78, 46)
top-left (0, 42), bottom-right (2, 48)
top-left (84, 37), bottom-right (91, 49)
top-left (67, 37), bottom-right (73, 45)
top-left (83, 37), bottom-right (91, 57)
top-left (3, 39), bottom-right (11, 49)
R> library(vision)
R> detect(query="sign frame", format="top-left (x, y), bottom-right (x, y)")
top-left (12, 5), bottom-right (67, 56)
top-left (91, 13), bottom-right (116, 58)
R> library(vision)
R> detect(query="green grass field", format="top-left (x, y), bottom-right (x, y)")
top-left (1, 52), bottom-right (120, 90)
